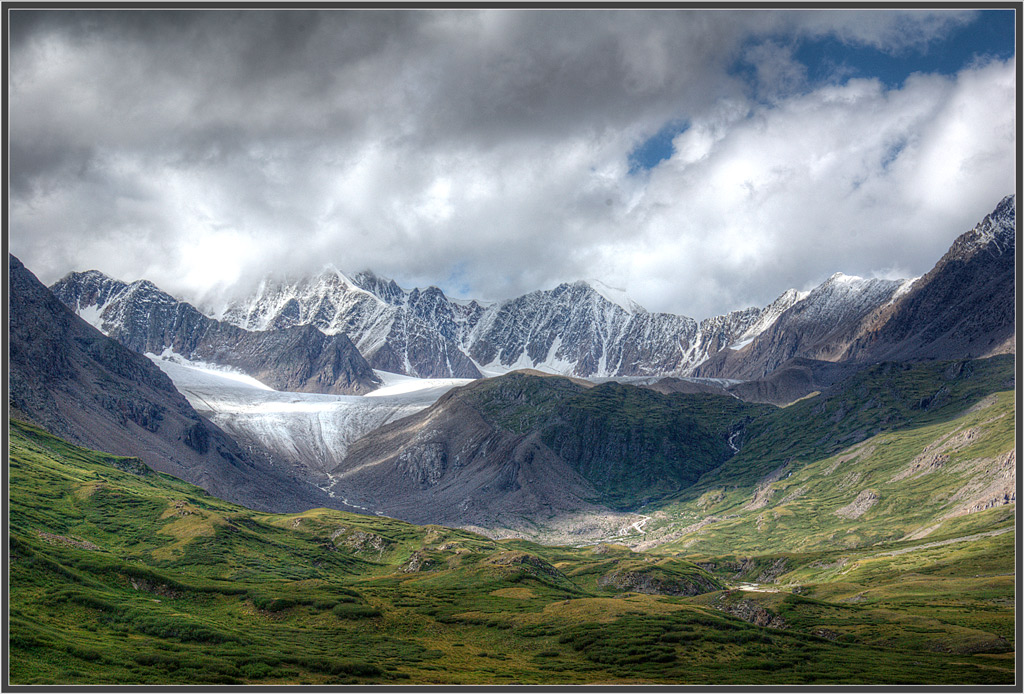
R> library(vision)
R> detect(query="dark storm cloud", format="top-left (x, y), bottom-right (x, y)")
top-left (8, 8), bottom-right (1014, 318)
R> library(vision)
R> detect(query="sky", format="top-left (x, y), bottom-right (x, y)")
top-left (7, 8), bottom-right (1017, 319)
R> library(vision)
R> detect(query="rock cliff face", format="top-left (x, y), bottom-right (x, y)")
top-left (9, 254), bottom-right (329, 513)
top-left (842, 195), bottom-right (1016, 363)
top-left (50, 272), bottom-right (380, 395)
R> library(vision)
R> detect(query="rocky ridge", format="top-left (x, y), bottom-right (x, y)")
top-left (50, 271), bottom-right (380, 395)
top-left (219, 270), bottom-right (808, 380)
top-left (695, 195), bottom-right (1015, 380)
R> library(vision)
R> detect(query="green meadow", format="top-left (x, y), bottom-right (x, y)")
top-left (7, 357), bottom-right (1015, 685)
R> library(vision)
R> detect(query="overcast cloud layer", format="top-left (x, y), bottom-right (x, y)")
top-left (8, 9), bottom-right (1017, 319)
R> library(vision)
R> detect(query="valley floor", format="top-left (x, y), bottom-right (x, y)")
top-left (8, 419), bottom-right (1015, 686)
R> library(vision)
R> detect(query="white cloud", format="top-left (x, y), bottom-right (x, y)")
top-left (8, 10), bottom-right (1014, 319)
top-left (600, 57), bottom-right (1016, 317)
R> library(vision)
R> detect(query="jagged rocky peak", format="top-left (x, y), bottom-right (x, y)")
top-left (948, 194), bottom-right (1015, 259)
top-left (729, 288), bottom-right (809, 347)
top-left (221, 265), bottom-right (386, 333)
top-left (50, 269), bottom-right (126, 318)
top-left (351, 269), bottom-right (408, 305)
top-left (695, 306), bottom-right (762, 354)
top-left (768, 287), bottom-right (810, 313)
top-left (221, 265), bottom-right (485, 379)
top-left (50, 270), bottom-right (182, 337)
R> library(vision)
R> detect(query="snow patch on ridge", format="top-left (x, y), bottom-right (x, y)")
top-left (728, 288), bottom-right (808, 350)
top-left (147, 348), bottom-right (275, 391)
top-left (77, 303), bottom-right (106, 329)
top-left (887, 277), bottom-right (920, 305)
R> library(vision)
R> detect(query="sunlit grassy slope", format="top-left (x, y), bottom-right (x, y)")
top-left (645, 386), bottom-right (1015, 555)
top-left (8, 412), bottom-right (1014, 685)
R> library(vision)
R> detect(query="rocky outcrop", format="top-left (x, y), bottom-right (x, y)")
top-left (331, 528), bottom-right (390, 558)
top-left (484, 551), bottom-right (562, 576)
top-left (37, 532), bottom-right (102, 552)
top-left (402, 551), bottom-right (434, 573)
top-left (719, 597), bottom-right (788, 629)
top-left (942, 449), bottom-right (1016, 519)
top-left (835, 489), bottom-right (880, 520)
top-left (597, 566), bottom-right (722, 596)
top-left (482, 551), bottom-right (576, 589)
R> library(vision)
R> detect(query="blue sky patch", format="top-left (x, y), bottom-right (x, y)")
top-left (881, 138), bottom-right (908, 170)
top-left (444, 261), bottom-right (473, 298)
top-left (795, 10), bottom-right (1015, 89)
top-left (628, 119), bottom-right (690, 174)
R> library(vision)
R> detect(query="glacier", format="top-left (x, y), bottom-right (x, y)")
top-left (148, 354), bottom-right (473, 480)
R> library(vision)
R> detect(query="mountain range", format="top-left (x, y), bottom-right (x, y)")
top-left (6, 194), bottom-right (1017, 686)
top-left (8, 194), bottom-right (1016, 540)
top-left (50, 271), bottom-right (381, 395)
top-left (46, 195), bottom-right (1015, 410)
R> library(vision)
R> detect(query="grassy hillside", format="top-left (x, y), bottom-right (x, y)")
top-left (440, 357), bottom-right (1011, 514)
top-left (638, 357), bottom-right (1015, 553)
top-left (462, 373), bottom-right (769, 508)
top-left (8, 418), bottom-right (1014, 685)
top-left (701, 355), bottom-right (1014, 492)
top-left (616, 357), bottom-right (1017, 673)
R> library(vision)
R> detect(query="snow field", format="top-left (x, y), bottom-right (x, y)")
top-left (148, 356), bottom-right (471, 473)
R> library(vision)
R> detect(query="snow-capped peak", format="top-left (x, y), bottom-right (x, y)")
top-left (728, 287), bottom-right (807, 349)
top-left (826, 271), bottom-right (864, 285)
top-left (581, 279), bottom-right (644, 314)
top-left (316, 265), bottom-right (381, 302)
top-left (953, 194), bottom-right (1015, 258)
